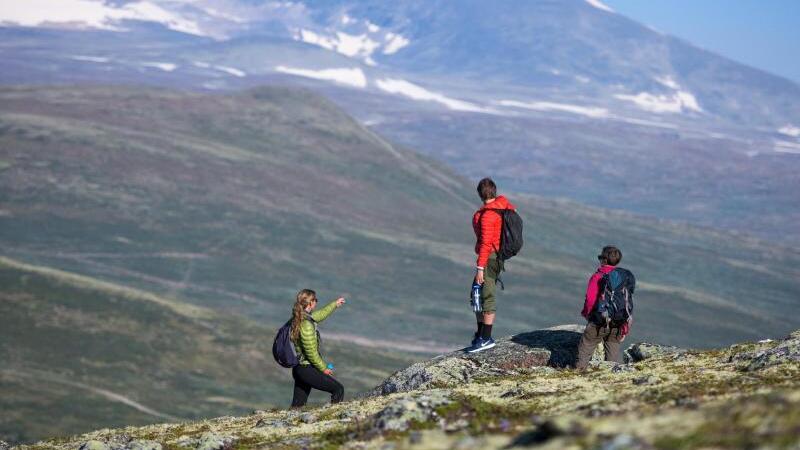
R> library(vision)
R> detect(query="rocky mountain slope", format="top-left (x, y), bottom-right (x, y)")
top-left (12, 325), bottom-right (800, 450)
top-left (2, 1), bottom-right (800, 241)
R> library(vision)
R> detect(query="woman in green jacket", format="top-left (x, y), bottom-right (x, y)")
top-left (290, 288), bottom-right (345, 407)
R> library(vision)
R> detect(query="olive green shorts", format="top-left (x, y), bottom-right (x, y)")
top-left (480, 254), bottom-right (502, 313)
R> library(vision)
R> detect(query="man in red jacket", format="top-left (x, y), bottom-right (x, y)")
top-left (469, 178), bottom-right (516, 352)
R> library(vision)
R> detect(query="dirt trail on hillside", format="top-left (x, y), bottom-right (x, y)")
top-left (1, 369), bottom-right (181, 421)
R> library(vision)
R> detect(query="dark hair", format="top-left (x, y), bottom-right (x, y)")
top-left (477, 178), bottom-right (497, 201)
top-left (598, 246), bottom-right (622, 265)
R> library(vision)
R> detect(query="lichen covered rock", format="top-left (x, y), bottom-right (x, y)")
top-left (174, 433), bottom-right (235, 450)
top-left (730, 330), bottom-right (800, 371)
top-left (369, 325), bottom-right (600, 396)
top-left (77, 439), bottom-right (161, 450)
top-left (624, 342), bottom-right (686, 363)
top-left (373, 390), bottom-right (453, 432)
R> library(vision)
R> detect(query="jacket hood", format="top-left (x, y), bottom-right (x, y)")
top-left (597, 264), bottom-right (616, 274)
top-left (480, 195), bottom-right (515, 210)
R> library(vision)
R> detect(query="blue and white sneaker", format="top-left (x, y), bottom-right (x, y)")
top-left (470, 332), bottom-right (480, 348)
top-left (467, 337), bottom-right (496, 353)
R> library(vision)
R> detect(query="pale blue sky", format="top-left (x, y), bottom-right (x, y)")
top-left (604, 0), bottom-right (800, 83)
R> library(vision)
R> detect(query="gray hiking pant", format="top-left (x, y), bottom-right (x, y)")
top-left (575, 323), bottom-right (624, 369)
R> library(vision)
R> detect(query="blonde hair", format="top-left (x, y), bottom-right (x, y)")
top-left (290, 289), bottom-right (317, 342)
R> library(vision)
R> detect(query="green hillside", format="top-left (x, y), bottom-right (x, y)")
top-left (1, 85), bottom-right (797, 346)
top-left (1, 84), bottom-right (799, 443)
top-left (0, 256), bottom-right (418, 444)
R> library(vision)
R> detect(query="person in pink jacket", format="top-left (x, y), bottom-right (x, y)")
top-left (576, 246), bottom-right (635, 369)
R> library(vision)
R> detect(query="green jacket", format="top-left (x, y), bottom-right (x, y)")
top-left (293, 301), bottom-right (337, 371)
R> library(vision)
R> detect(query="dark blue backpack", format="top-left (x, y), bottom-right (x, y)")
top-left (590, 267), bottom-right (636, 328)
top-left (272, 320), bottom-right (299, 368)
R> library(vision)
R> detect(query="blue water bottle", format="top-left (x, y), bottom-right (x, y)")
top-left (471, 281), bottom-right (483, 313)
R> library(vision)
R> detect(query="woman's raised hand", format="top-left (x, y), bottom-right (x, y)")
top-left (335, 297), bottom-right (346, 307)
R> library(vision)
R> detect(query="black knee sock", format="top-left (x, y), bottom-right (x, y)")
top-left (476, 321), bottom-right (484, 336)
top-left (481, 324), bottom-right (493, 339)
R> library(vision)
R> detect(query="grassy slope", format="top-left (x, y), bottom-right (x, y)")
top-left (17, 331), bottom-right (800, 450)
top-left (1, 85), bottom-right (797, 347)
top-left (0, 256), bottom-right (417, 444)
top-left (369, 108), bottom-right (800, 243)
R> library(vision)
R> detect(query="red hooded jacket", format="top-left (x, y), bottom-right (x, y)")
top-left (472, 195), bottom-right (516, 268)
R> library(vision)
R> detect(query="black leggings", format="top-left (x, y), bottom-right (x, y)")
top-left (291, 364), bottom-right (345, 407)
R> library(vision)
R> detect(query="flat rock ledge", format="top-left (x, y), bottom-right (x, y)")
top-left (368, 325), bottom-right (599, 396)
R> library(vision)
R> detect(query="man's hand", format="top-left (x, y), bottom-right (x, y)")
top-left (323, 368), bottom-right (333, 376)
top-left (475, 269), bottom-right (484, 285)
top-left (335, 297), bottom-right (346, 308)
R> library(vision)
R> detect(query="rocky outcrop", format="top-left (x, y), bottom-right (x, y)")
top-left (730, 330), bottom-right (800, 371)
top-left (367, 325), bottom-right (602, 396)
top-left (624, 342), bottom-right (687, 363)
top-left (373, 389), bottom-right (453, 432)
top-left (78, 440), bottom-right (161, 450)
top-left (174, 433), bottom-right (235, 450)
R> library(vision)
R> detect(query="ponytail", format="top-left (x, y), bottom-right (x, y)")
top-left (290, 289), bottom-right (317, 342)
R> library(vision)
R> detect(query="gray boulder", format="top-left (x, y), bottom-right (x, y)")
top-left (625, 342), bottom-right (687, 363)
top-left (373, 389), bottom-right (453, 432)
top-left (0, 441), bottom-right (10, 450)
top-left (368, 325), bottom-right (600, 396)
top-left (175, 433), bottom-right (235, 450)
top-left (125, 441), bottom-right (162, 450)
top-left (78, 441), bottom-right (116, 450)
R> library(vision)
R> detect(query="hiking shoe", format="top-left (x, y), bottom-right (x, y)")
top-left (467, 337), bottom-right (496, 353)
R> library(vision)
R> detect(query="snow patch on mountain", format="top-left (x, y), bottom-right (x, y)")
top-left (294, 29), bottom-right (380, 62)
top-left (499, 100), bottom-right (609, 118)
top-left (574, 75), bottom-right (590, 84)
top-left (0, 0), bottom-right (206, 36)
top-left (215, 66), bottom-right (246, 77)
top-left (778, 125), bottom-right (800, 137)
top-left (275, 66), bottom-right (367, 88)
top-left (655, 76), bottom-right (681, 90)
top-left (774, 140), bottom-right (800, 154)
top-left (616, 117), bottom-right (678, 130)
top-left (375, 78), bottom-right (493, 113)
top-left (383, 33), bottom-right (410, 55)
top-left (198, 6), bottom-right (246, 24)
top-left (616, 90), bottom-right (702, 114)
top-left (585, 0), bottom-right (614, 13)
top-left (71, 55), bottom-right (110, 63)
top-left (142, 62), bottom-right (178, 72)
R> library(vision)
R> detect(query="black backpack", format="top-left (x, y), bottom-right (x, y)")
top-left (590, 267), bottom-right (636, 328)
top-left (482, 208), bottom-right (524, 261)
top-left (272, 319), bottom-right (299, 368)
